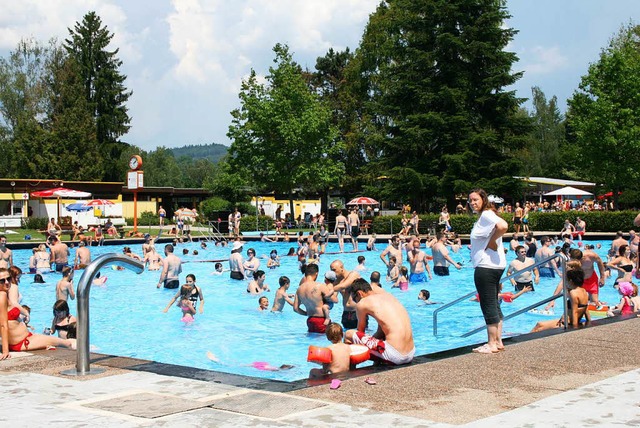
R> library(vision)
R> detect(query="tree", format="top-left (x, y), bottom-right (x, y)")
top-left (227, 44), bottom-right (344, 216)
top-left (144, 147), bottom-right (184, 187)
top-left (567, 24), bottom-right (640, 209)
top-left (65, 11), bottom-right (132, 181)
top-left (351, 0), bottom-right (529, 209)
top-left (519, 87), bottom-right (566, 177)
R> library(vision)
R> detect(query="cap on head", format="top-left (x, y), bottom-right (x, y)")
top-left (325, 271), bottom-right (337, 282)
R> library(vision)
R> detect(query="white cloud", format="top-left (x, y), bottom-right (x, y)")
top-left (522, 46), bottom-right (569, 75)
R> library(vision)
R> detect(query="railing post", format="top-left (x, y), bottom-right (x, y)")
top-left (61, 254), bottom-right (144, 376)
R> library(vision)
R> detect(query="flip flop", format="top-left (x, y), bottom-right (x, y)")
top-left (330, 379), bottom-right (342, 390)
top-left (365, 377), bottom-right (377, 385)
top-left (472, 344), bottom-right (499, 354)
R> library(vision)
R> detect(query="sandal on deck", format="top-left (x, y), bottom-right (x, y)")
top-left (472, 344), bottom-right (499, 354)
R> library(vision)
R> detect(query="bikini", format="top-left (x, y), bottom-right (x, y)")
top-left (7, 307), bottom-right (32, 351)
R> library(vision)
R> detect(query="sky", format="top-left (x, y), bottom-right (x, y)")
top-left (0, 0), bottom-right (639, 152)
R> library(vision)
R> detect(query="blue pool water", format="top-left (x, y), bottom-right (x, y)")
top-left (13, 239), bottom-right (624, 381)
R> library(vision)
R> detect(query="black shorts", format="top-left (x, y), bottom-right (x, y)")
top-left (515, 281), bottom-right (534, 292)
top-left (164, 279), bottom-right (179, 289)
top-left (351, 226), bottom-right (360, 238)
top-left (433, 266), bottom-right (450, 276)
top-left (55, 263), bottom-right (68, 273)
top-left (230, 271), bottom-right (244, 280)
top-left (341, 310), bottom-right (358, 329)
top-left (513, 218), bottom-right (522, 225)
top-left (474, 267), bottom-right (505, 325)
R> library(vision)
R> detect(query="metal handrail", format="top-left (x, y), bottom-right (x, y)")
top-left (433, 253), bottom-right (567, 336)
top-left (62, 254), bottom-right (144, 376)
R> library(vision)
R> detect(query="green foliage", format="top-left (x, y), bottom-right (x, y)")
top-left (65, 11), bottom-right (132, 181)
top-left (235, 202), bottom-right (256, 215)
top-left (21, 216), bottom-right (47, 230)
top-left (199, 197), bottom-right (231, 220)
top-left (238, 215), bottom-right (274, 232)
top-left (139, 210), bottom-right (159, 226)
top-left (228, 43), bottom-right (344, 215)
top-left (527, 211), bottom-right (637, 233)
top-left (170, 143), bottom-right (228, 164)
top-left (567, 24), bottom-right (640, 208)
top-left (350, 0), bottom-right (528, 209)
top-left (143, 147), bottom-right (184, 187)
top-left (203, 158), bottom-right (250, 203)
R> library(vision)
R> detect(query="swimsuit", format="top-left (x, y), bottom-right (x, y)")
top-left (399, 281), bottom-right (408, 291)
top-left (230, 271), bottom-right (244, 280)
top-left (409, 272), bottom-right (428, 283)
top-left (621, 264), bottom-right (634, 272)
top-left (9, 332), bottom-right (32, 352)
top-left (352, 331), bottom-right (415, 365)
top-left (351, 226), bottom-right (360, 238)
top-left (164, 279), bottom-right (179, 289)
top-left (582, 272), bottom-right (599, 295)
top-left (538, 267), bottom-right (555, 278)
top-left (7, 307), bottom-right (20, 320)
top-left (433, 266), bottom-right (450, 276)
top-left (341, 310), bottom-right (358, 329)
top-left (55, 263), bottom-right (68, 272)
top-left (306, 316), bottom-right (327, 333)
top-left (515, 281), bottom-right (534, 292)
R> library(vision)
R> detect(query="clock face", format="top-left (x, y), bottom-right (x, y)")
top-left (129, 155), bottom-right (141, 170)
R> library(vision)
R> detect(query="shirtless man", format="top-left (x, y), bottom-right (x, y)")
top-left (271, 276), bottom-right (294, 312)
top-left (380, 235), bottom-right (403, 268)
top-left (48, 236), bottom-right (69, 272)
top-left (577, 248), bottom-right (606, 306)
top-left (157, 244), bottom-right (182, 289)
top-left (293, 263), bottom-right (333, 333)
top-left (507, 245), bottom-right (540, 291)
top-left (408, 239), bottom-right (432, 282)
top-left (345, 279), bottom-right (415, 365)
top-left (158, 206), bottom-right (166, 227)
top-left (347, 209), bottom-right (360, 251)
top-left (334, 210), bottom-right (348, 253)
top-left (431, 232), bottom-right (461, 276)
top-left (512, 202), bottom-right (523, 235)
top-left (229, 241), bottom-right (245, 280)
top-left (73, 241), bottom-right (91, 269)
top-left (610, 231), bottom-right (628, 258)
top-left (330, 259), bottom-right (362, 329)
top-left (535, 236), bottom-right (560, 278)
top-left (47, 218), bottom-right (62, 237)
top-left (56, 267), bottom-right (75, 301)
top-left (574, 217), bottom-right (586, 241)
top-left (0, 235), bottom-right (12, 269)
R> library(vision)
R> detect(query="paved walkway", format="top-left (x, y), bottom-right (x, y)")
top-left (1, 317), bottom-right (639, 427)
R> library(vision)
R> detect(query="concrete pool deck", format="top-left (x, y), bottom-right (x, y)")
top-left (1, 316), bottom-right (639, 427)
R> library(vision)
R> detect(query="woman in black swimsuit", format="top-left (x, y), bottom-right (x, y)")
top-left (50, 300), bottom-right (77, 339)
top-left (607, 245), bottom-right (634, 285)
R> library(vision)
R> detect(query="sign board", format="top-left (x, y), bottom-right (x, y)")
top-left (22, 192), bottom-right (29, 200)
top-left (137, 171), bottom-right (144, 189)
top-left (127, 171), bottom-right (138, 190)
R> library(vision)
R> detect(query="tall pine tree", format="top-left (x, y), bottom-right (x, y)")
top-left (352, 0), bottom-right (529, 209)
top-left (65, 11), bottom-right (132, 181)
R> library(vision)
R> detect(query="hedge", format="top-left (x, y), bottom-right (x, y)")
top-left (370, 211), bottom-right (638, 235)
top-left (239, 215), bottom-right (274, 232)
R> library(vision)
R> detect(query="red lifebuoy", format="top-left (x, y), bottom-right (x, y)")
top-left (349, 344), bottom-right (370, 365)
top-left (307, 346), bottom-right (332, 364)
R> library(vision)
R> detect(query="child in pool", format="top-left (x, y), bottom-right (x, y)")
top-left (271, 276), bottom-right (295, 312)
top-left (386, 255), bottom-right (399, 283)
top-left (418, 289), bottom-right (440, 305)
top-left (309, 323), bottom-right (351, 378)
top-left (258, 296), bottom-right (269, 311)
top-left (178, 291), bottom-right (196, 322)
top-left (393, 266), bottom-right (409, 291)
top-left (366, 234), bottom-right (377, 251)
top-left (267, 250), bottom-right (280, 269)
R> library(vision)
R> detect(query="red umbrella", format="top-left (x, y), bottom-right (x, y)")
top-left (83, 199), bottom-right (115, 207)
top-left (31, 187), bottom-right (92, 221)
top-left (347, 197), bottom-right (379, 206)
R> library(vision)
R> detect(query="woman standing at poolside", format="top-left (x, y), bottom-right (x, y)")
top-left (0, 268), bottom-right (75, 355)
top-left (469, 189), bottom-right (508, 354)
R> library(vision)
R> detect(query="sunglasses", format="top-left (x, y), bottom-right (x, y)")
top-left (0, 278), bottom-right (9, 285)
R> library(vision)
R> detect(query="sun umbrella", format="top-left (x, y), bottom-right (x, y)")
top-left (346, 197), bottom-right (379, 206)
top-left (543, 186), bottom-right (593, 196)
top-left (31, 187), bottom-right (92, 221)
top-left (65, 203), bottom-right (93, 212)
top-left (83, 199), bottom-right (115, 207)
top-left (176, 208), bottom-right (198, 222)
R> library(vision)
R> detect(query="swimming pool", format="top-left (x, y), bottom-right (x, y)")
top-left (13, 239), bottom-right (624, 381)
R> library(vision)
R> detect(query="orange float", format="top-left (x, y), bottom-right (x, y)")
top-left (349, 344), bottom-right (370, 365)
top-left (307, 346), bottom-right (332, 364)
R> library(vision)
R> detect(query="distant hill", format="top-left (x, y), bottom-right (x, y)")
top-left (170, 143), bottom-right (229, 163)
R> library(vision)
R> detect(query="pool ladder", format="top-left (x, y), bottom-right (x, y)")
top-left (61, 253), bottom-right (144, 376)
top-left (432, 253), bottom-right (569, 337)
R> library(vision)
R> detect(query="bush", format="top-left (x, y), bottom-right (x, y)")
top-left (22, 217), bottom-right (47, 230)
top-left (200, 197), bottom-right (231, 221)
top-left (236, 202), bottom-right (256, 215)
top-left (239, 215), bottom-right (274, 232)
